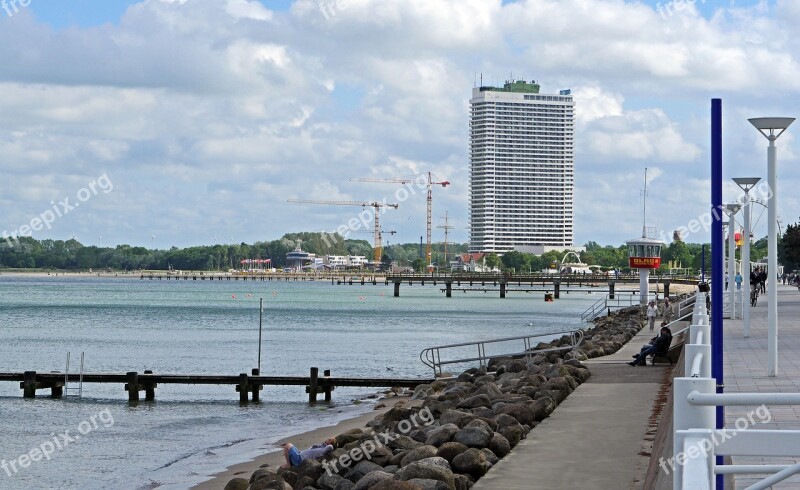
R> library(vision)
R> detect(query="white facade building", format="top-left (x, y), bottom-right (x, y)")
top-left (469, 80), bottom-right (575, 254)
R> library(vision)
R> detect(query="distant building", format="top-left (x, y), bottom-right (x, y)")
top-left (450, 253), bottom-right (498, 273)
top-left (469, 79), bottom-right (575, 254)
top-left (286, 245), bottom-right (315, 271)
top-left (324, 255), bottom-right (369, 270)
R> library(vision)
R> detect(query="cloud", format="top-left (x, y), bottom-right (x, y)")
top-left (0, 0), bottom-right (798, 249)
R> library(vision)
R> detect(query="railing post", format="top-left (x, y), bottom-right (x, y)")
top-left (674, 377), bottom-right (716, 432)
top-left (674, 430), bottom-right (716, 490)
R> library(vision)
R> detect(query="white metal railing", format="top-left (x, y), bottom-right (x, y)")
top-left (419, 329), bottom-right (584, 377)
top-left (673, 290), bottom-right (800, 489)
top-left (580, 291), bottom-right (659, 321)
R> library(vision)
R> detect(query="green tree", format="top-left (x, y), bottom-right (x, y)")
top-left (780, 219), bottom-right (800, 271)
top-left (484, 253), bottom-right (501, 270)
top-left (501, 251), bottom-right (532, 273)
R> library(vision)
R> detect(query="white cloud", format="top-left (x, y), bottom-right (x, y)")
top-left (0, 0), bottom-right (798, 248)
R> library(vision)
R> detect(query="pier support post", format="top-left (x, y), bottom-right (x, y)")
top-left (609, 281), bottom-right (616, 300)
top-left (393, 281), bottom-right (400, 297)
top-left (143, 369), bottom-right (156, 401)
top-left (664, 281), bottom-right (671, 298)
top-left (553, 280), bottom-right (560, 299)
top-left (309, 367), bottom-right (319, 405)
top-left (446, 282), bottom-right (452, 298)
top-left (51, 385), bottom-right (63, 398)
top-left (238, 373), bottom-right (249, 403)
top-left (251, 368), bottom-right (260, 403)
top-left (126, 371), bottom-right (140, 402)
top-left (500, 282), bottom-right (506, 298)
top-left (23, 371), bottom-right (36, 398)
top-left (323, 369), bottom-right (332, 402)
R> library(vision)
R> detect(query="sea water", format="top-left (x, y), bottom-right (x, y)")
top-left (0, 275), bottom-right (601, 489)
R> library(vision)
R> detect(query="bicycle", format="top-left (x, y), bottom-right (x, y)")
top-left (750, 287), bottom-right (759, 307)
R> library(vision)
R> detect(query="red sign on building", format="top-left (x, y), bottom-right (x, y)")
top-left (629, 257), bottom-right (661, 269)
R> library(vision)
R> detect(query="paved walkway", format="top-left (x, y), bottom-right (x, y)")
top-left (473, 313), bottom-right (679, 490)
top-left (723, 284), bottom-right (800, 489)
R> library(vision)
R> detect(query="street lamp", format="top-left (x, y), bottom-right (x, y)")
top-left (724, 203), bottom-right (741, 319)
top-left (748, 117), bottom-right (795, 377)
top-left (733, 177), bottom-right (760, 337)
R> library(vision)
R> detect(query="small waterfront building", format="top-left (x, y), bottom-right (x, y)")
top-left (286, 246), bottom-right (316, 271)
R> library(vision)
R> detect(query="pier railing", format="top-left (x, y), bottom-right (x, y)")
top-left (673, 290), bottom-right (800, 489)
top-left (419, 329), bottom-right (584, 377)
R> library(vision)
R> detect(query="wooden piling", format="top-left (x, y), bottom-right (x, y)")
top-left (500, 282), bottom-right (506, 298)
top-left (308, 367), bottom-right (319, 404)
top-left (126, 371), bottom-right (140, 402)
top-left (323, 369), bottom-right (332, 402)
top-left (609, 281), bottom-right (616, 299)
top-left (554, 280), bottom-right (561, 299)
top-left (393, 281), bottom-right (401, 297)
top-left (446, 282), bottom-right (452, 298)
top-left (251, 368), bottom-right (260, 402)
top-left (238, 373), bottom-right (249, 403)
top-left (23, 371), bottom-right (36, 398)
top-left (143, 369), bottom-right (156, 401)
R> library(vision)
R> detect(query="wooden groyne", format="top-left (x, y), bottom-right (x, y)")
top-left (0, 368), bottom-right (431, 404)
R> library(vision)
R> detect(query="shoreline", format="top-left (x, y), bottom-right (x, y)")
top-left (192, 395), bottom-right (417, 489)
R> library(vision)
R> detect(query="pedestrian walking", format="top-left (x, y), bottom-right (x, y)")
top-left (662, 297), bottom-right (673, 325)
top-left (735, 272), bottom-right (743, 290)
top-left (647, 300), bottom-right (658, 332)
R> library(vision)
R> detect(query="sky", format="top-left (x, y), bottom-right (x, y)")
top-left (0, 0), bottom-right (798, 250)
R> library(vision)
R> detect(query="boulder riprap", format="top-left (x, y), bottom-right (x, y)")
top-left (242, 307), bottom-right (657, 490)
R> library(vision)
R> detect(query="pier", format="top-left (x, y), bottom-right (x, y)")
top-left (0, 368), bottom-right (431, 405)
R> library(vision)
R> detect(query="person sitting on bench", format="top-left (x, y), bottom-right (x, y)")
top-left (629, 326), bottom-right (672, 366)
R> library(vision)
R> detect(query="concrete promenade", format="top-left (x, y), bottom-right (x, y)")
top-left (473, 312), bottom-right (678, 490)
top-left (722, 284), bottom-right (800, 488)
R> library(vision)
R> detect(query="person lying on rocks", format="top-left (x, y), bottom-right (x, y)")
top-left (280, 438), bottom-right (336, 468)
top-left (629, 326), bottom-right (672, 366)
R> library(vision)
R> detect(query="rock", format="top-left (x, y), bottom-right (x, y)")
top-left (457, 395), bottom-right (491, 410)
top-left (474, 382), bottom-right (504, 400)
top-left (369, 481), bottom-right (422, 490)
top-left (351, 470), bottom-right (394, 490)
top-left (343, 460), bottom-right (383, 483)
top-left (333, 479), bottom-right (355, 490)
top-left (499, 425), bottom-right (525, 448)
top-left (407, 479), bottom-right (451, 490)
top-left (439, 410), bottom-right (477, 429)
top-left (252, 480), bottom-right (292, 490)
top-left (316, 473), bottom-right (344, 490)
top-left (367, 445), bottom-right (394, 466)
top-left (495, 403), bottom-right (534, 426)
top-left (453, 474), bottom-right (474, 490)
top-left (223, 478), bottom-right (249, 490)
top-left (383, 465), bottom-right (399, 474)
top-left (395, 460), bottom-right (455, 489)
top-left (452, 448), bottom-right (491, 480)
top-left (469, 408), bottom-right (495, 420)
top-left (456, 372), bottom-right (473, 383)
top-left (400, 445), bottom-right (439, 467)
top-left (297, 459), bottom-right (325, 482)
top-left (413, 384), bottom-right (434, 399)
top-left (382, 407), bottom-right (415, 426)
top-left (479, 448), bottom-right (499, 466)
top-left (436, 442), bottom-right (469, 463)
top-left (465, 418), bottom-right (497, 433)
top-left (251, 467), bottom-right (279, 484)
top-left (453, 427), bottom-right (492, 449)
top-left (489, 433), bottom-right (511, 458)
top-left (388, 435), bottom-right (423, 451)
top-left (389, 451), bottom-right (408, 466)
top-left (425, 423), bottom-right (459, 446)
top-left (277, 468), bottom-right (299, 487)
top-left (294, 475), bottom-right (316, 489)
top-left (336, 433), bottom-right (360, 446)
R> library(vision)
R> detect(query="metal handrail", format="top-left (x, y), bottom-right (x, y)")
top-left (420, 329), bottom-right (584, 377)
top-left (745, 462), bottom-right (800, 490)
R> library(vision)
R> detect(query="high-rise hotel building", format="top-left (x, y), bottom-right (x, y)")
top-left (469, 80), bottom-right (575, 254)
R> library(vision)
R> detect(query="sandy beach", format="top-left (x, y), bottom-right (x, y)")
top-left (193, 395), bottom-right (418, 489)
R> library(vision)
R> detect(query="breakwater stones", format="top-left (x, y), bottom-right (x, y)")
top-left (234, 309), bottom-right (647, 490)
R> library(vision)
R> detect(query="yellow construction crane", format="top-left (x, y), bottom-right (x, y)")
top-left (286, 199), bottom-right (399, 263)
top-left (351, 172), bottom-right (449, 267)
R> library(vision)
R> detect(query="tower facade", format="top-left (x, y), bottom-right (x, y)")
top-left (469, 80), bottom-right (575, 253)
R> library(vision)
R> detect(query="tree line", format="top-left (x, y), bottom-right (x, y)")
top-left (1, 222), bottom-right (797, 272)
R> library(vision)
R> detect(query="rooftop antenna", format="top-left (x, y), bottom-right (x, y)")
top-left (641, 168), bottom-right (648, 238)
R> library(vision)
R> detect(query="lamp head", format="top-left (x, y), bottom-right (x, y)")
top-left (749, 117), bottom-right (795, 139)
top-left (733, 177), bottom-right (761, 192)
top-left (725, 203), bottom-right (741, 215)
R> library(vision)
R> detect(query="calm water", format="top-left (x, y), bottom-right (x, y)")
top-left (0, 275), bottom-right (600, 489)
